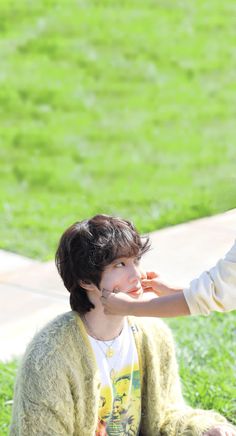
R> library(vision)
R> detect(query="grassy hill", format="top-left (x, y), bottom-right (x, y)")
top-left (0, 1), bottom-right (235, 434)
top-left (0, 0), bottom-right (236, 259)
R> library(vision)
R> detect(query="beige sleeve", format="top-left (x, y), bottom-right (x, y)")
top-left (183, 240), bottom-right (236, 315)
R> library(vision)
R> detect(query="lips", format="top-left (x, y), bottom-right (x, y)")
top-left (127, 287), bottom-right (142, 297)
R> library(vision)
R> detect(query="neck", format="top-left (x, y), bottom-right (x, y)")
top-left (82, 299), bottom-right (125, 341)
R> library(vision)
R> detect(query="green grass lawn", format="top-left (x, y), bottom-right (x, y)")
top-left (0, 0), bottom-right (236, 433)
top-left (168, 312), bottom-right (236, 424)
top-left (0, 0), bottom-right (236, 259)
top-left (0, 361), bottom-right (17, 435)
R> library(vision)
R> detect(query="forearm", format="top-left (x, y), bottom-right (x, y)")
top-left (129, 292), bottom-right (190, 317)
top-left (10, 402), bottom-right (72, 436)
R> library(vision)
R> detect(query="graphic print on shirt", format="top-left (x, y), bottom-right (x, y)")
top-left (96, 362), bottom-right (141, 436)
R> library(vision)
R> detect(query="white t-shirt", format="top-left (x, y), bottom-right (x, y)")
top-left (88, 319), bottom-right (141, 436)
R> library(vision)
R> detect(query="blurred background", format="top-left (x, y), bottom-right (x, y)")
top-left (1, 0), bottom-right (236, 260)
top-left (0, 0), bottom-right (236, 433)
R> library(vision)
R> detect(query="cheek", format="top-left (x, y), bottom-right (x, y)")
top-left (100, 272), bottom-right (117, 290)
top-left (113, 276), bottom-right (129, 292)
top-left (101, 270), bottom-right (126, 291)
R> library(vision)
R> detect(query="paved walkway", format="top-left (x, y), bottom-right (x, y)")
top-left (0, 209), bottom-right (235, 361)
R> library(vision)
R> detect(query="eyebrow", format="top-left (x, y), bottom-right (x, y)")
top-left (111, 255), bottom-right (141, 264)
top-left (110, 258), bottom-right (125, 264)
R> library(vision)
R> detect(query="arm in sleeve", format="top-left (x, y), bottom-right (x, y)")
top-left (10, 351), bottom-right (75, 436)
top-left (183, 240), bottom-right (236, 315)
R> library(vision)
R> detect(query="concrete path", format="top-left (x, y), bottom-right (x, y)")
top-left (0, 209), bottom-right (235, 361)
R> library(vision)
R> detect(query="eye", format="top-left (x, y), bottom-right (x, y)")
top-left (114, 261), bottom-right (125, 268)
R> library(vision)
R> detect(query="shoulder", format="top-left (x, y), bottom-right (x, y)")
top-left (29, 310), bottom-right (79, 345)
top-left (21, 311), bottom-right (82, 370)
top-left (13, 312), bottom-right (85, 416)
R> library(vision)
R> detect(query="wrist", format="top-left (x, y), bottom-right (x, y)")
top-left (170, 287), bottom-right (183, 293)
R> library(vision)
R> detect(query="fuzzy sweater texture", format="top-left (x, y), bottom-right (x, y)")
top-left (10, 311), bottom-right (233, 435)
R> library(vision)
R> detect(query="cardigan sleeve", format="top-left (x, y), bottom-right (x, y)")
top-left (183, 240), bottom-right (236, 315)
top-left (139, 319), bottom-right (235, 436)
top-left (10, 349), bottom-right (75, 436)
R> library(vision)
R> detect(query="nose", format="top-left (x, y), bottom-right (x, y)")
top-left (128, 262), bottom-right (142, 284)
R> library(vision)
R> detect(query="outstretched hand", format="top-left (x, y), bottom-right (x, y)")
top-left (100, 270), bottom-right (183, 316)
top-left (142, 271), bottom-right (182, 296)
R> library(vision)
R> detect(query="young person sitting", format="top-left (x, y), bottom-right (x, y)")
top-left (10, 215), bottom-right (236, 435)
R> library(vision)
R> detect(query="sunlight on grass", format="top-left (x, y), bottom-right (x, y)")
top-left (0, 0), bottom-right (236, 432)
top-left (167, 312), bottom-right (236, 424)
top-left (0, 361), bottom-right (18, 436)
top-left (0, 0), bottom-right (236, 259)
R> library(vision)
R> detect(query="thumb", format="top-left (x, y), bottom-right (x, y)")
top-left (145, 271), bottom-right (159, 279)
top-left (142, 278), bottom-right (156, 286)
top-left (101, 288), bottom-right (111, 299)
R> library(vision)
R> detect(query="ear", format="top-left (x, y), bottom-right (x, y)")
top-left (79, 280), bottom-right (97, 292)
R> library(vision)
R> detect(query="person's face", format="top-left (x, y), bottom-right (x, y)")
top-left (113, 399), bottom-right (122, 416)
top-left (99, 256), bottom-right (144, 299)
top-left (115, 378), bottom-right (130, 395)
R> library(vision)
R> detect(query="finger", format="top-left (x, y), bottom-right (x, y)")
top-left (100, 296), bottom-right (108, 304)
top-left (101, 288), bottom-right (111, 298)
top-left (141, 279), bottom-right (151, 285)
top-left (146, 271), bottom-right (159, 279)
top-left (142, 279), bottom-right (156, 287)
top-left (143, 287), bottom-right (156, 292)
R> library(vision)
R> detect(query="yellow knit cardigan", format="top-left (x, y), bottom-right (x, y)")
top-left (10, 311), bottom-right (233, 435)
